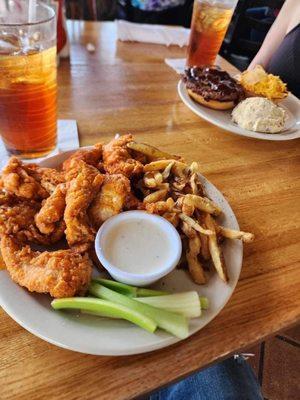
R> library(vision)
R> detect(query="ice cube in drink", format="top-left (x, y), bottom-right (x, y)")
top-left (187, 1), bottom-right (234, 66)
top-left (0, 1), bottom-right (57, 158)
top-left (0, 46), bottom-right (57, 158)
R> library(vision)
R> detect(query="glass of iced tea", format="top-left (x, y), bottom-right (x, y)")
top-left (0, 1), bottom-right (57, 159)
top-left (187, 0), bottom-right (238, 67)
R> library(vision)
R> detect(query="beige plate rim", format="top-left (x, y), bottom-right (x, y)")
top-left (0, 149), bottom-right (243, 355)
top-left (178, 80), bottom-right (300, 141)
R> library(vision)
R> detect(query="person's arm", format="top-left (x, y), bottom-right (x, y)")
top-left (248, 0), bottom-right (297, 69)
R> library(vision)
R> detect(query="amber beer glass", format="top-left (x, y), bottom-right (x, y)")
top-left (187, 0), bottom-right (238, 66)
top-left (0, 1), bottom-right (57, 158)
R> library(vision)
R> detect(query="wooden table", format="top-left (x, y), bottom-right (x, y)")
top-left (1, 21), bottom-right (299, 400)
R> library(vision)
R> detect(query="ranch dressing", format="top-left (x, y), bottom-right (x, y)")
top-left (104, 219), bottom-right (172, 274)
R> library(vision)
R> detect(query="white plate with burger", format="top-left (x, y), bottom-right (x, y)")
top-left (178, 66), bottom-right (300, 141)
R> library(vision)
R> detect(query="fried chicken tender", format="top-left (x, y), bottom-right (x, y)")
top-left (1, 235), bottom-right (92, 298)
top-left (0, 197), bottom-right (65, 245)
top-left (62, 143), bottom-right (103, 174)
top-left (29, 222), bottom-right (65, 245)
top-left (1, 157), bottom-right (48, 200)
top-left (0, 192), bottom-right (18, 206)
top-left (124, 192), bottom-right (143, 210)
top-left (103, 134), bottom-right (143, 178)
top-left (26, 164), bottom-right (65, 194)
top-left (35, 184), bottom-right (66, 235)
top-left (89, 174), bottom-right (131, 228)
top-left (64, 160), bottom-right (104, 249)
top-left (0, 199), bottom-right (39, 235)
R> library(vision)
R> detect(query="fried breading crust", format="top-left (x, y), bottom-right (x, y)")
top-left (0, 199), bottom-right (39, 235)
top-left (62, 143), bottom-right (103, 173)
top-left (1, 235), bottom-right (92, 298)
top-left (102, 134), bottom-right (143, 178)
top-left (1, 157), bottom-right (48, 200)
top-left (64, 160), bottom-right (104, 249)
top-left (88, 174), bottom-right (131, 228)
top-left (0, 197), bottom-right (65, 245)
top-left (35, 184), bottom-right (66, 235)
top-left (26, 165), bottom-right (65, 194)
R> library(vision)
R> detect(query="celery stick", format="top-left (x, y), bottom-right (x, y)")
top-left (200, 297), bottom-right (209, 310)
top-left (51, 297), bottom-right (156, 333)
top-left (81, 309), bottom-right (118, 319)
top-left (92, 278), bottom-right (137, 297)
top-left (136, 288), bottom-right (170, 297)
top-left (89, 283), bottom-right (189, 339)
top-left (93, 278), bottom-right (169, 298)
top-left (136, 292), bottom-right (201, 318)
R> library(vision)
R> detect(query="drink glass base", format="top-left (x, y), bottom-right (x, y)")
top-left (4, 145), bottom-right (57, 160)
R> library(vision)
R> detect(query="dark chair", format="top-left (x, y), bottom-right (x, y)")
top-left (220, 0), bottom-right (284, 70)
top-left (65, 0), bottom-right (117, 21)
top-left (116, 0), bottom-right (193, 27)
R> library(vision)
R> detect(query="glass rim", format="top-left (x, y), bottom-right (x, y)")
top-left (0, 2), bottom-right (55, 27)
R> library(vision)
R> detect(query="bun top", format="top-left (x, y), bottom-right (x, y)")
top-left (183, 66), bottom-right (245, 103)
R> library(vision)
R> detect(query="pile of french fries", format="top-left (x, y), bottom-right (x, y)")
top-left (128, 141), bottom-right (254, 284)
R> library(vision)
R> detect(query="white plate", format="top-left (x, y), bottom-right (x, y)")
top-left (0, 150), bottom-right (243, 355)
top-left (178, 80), bottom-right (300, 141)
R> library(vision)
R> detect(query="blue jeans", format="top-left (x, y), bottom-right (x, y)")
top-left (150, 357), bottom-right (263, 400)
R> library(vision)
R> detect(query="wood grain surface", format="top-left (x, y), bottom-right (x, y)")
top-left (0, 21), bottom-right (299, 400)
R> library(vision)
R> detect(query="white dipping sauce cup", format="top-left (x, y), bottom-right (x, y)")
top-left (95, 211), bottom-right (182, 286)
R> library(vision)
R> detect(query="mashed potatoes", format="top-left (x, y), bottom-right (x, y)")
top-left (231, 97), bottom-right (287, 133)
